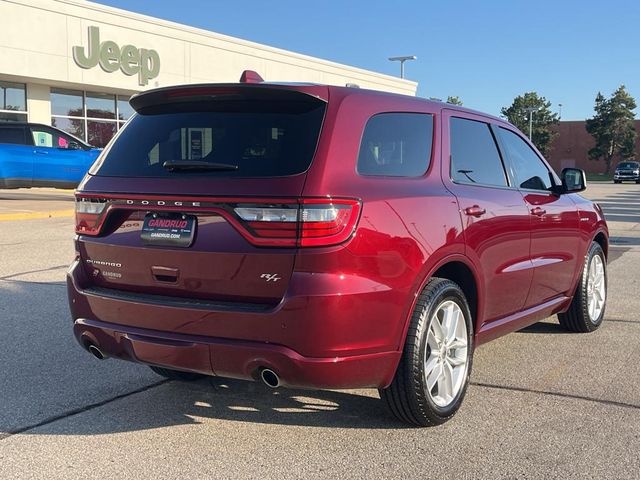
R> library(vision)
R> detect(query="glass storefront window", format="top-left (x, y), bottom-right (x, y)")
top-left (0, 81), bottom-right (27, 122)
top-left (86, 92), bottom-right (116, 119)
top-left (51, 88), bottom-right (84, 117)
top-left (0, 81), bottom-right (26, 112)
top-left (51, 89), bottom-right (131, 147)
top-left (87, 120), bottom-right (117, 148)
top-left (117, 96), bottom-right (134, 121)
top-left (0, 112), bottom-right (27, 122)
top-left (51, 117), bottom-right (85, 142)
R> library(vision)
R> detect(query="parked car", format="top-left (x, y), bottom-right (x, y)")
top-left (67, 72), bottom-right (608, 426)
top-left (0, 122), bottom-right (100, 189)
top-left (613, 161), bottom-right (640, 183)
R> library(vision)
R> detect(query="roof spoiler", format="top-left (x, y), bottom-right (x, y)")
top-left (129, 83), bottom-right (328, 113)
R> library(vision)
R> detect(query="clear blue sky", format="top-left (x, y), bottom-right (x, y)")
top-left (96, 0), bottom-right (639, 120)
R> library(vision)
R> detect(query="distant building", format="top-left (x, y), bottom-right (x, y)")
top-left (547, 120), bottom-right (640, 174)
top-left (0, 0), bottom-right (416, 148)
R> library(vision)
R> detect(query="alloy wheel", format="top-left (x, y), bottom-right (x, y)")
top-left (424, 300), bottom-right (469, 407)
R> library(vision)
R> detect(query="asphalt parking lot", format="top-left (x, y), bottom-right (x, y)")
top-left (0, 183), bottom-right (638, 479)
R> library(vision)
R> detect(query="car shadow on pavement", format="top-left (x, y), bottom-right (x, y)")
top-left (516, 321), bottom-right (571, 335)
top-left (23, 376), bottom-right (415, 435)
top-left (1, 276), bottom-right (418, 437)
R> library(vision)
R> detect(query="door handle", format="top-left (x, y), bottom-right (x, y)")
top-left (34, 150), bottom-right (48, 155)
top-left (464, 205), bottom-right (486, 217)
top-left (531, 207), bottom-right (546, 216)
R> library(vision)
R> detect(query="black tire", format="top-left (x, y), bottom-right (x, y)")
top-left (636, 180), bottom-right (640, 184)
top-left (379, 277), bottom-right (474, 426)
top-left (558, 242), bottom-right (607, 333)
top-left (150, 366), bottom-right (205, 381)
top-left (614, 180), bottom-right (621, 184)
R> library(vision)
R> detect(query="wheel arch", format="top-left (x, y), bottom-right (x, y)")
top-left (593, 231), bottom-right (608, 259)
top-left (396, 254), bottom-right (483, 354)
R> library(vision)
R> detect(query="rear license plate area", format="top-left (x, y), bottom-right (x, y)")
top-left (141, 213), bottom-right (197, 247)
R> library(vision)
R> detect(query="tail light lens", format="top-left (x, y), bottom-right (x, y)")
top-left (233, 199), bottom-right (361, 247)
top-left (75, 198), bottom-right (108, 235)
top-left (74, 194), bottom-right (361, 247)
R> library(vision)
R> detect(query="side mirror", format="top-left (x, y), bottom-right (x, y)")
top-left (67, 141), bottom-right (82, 150)
top-left (561, 168), bottom-right (586, 193)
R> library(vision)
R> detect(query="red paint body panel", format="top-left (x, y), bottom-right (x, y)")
top-left (67, 82), bottom-right (608, 389)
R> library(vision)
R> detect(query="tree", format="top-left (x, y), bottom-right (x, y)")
top-left (501, 92), bottom-right (559, 156)
top-left (585, 85), bottom-right (637, 174)
top-left (446, 96), bottom-right (463, 106)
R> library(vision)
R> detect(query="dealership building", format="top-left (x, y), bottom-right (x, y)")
top-left (0, 0), bottom-right (416, 147)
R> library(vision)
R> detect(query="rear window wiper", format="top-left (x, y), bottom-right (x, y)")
top-left (162, 160), bottom-right (239, 172)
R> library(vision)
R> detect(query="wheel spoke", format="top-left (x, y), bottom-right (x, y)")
top-left (439, 363), bottom-right (454, 400)
top-left (424, 354), bottom-right (440, 377)
top-left (427, 330), bottom-right (439, 353)
top-left (448, 338), bottom-right (467, 349)
top-left (441, 303), bottom-right (455, 339)
top-left (427, 362), bottom-right (443, 391)
top-left (448, 309), bottom-right (462, 342)
top-left (430, 316), bottom-right (445, 342)
top-left (447, 354), bottom-right (465, 367)
top-left (589, 295), bottom-right (596, 317)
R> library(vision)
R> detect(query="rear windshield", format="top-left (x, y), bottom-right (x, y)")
top-left (618, 162), bottom-right (639, 169)
top-left (91, 100), bottom-right (326, 178)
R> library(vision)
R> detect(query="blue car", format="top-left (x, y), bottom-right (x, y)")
top-left (0, 122), bottom-right (101, 189)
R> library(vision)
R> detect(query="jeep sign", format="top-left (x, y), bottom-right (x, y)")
top-left (73, 26), bottom-right (160, 86)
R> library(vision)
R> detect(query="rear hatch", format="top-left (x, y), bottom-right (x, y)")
top-left (75, 84), bottom-right (346, 307)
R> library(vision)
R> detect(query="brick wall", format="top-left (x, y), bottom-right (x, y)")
top-left (546, 120), bottom-right (640, 174)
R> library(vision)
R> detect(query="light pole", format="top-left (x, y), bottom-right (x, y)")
top-left (524, 107), bottom-right (537, 140)
top-left (388, 55), bottom-right (416, 79)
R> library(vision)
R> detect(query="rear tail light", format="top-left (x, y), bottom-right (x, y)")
top-left (74, 194), bottom-right (361, 247)
top-left (233, 199), bottom-right (361, 247)
top-left (75, 198), bottom-right (108, 235)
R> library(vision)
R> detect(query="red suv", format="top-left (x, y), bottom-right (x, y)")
top-left (68, 73), bottom-right (608, 426)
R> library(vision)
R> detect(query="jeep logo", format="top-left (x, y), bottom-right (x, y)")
top-left (73, 26), bottom-right (160, 86)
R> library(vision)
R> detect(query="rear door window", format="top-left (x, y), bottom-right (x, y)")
top-left (450, 117), bottom-right (508, 187)
top-left (498, 127), bottom-right (553, 191)
top-left (357, 113), bottom-right (433, 177)
top-left (92, 101), bottom-right (326, 178)
top-left (0, 126), bottom-right (27, 145)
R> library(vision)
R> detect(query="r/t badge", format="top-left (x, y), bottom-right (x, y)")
top-left (260, 273), bottom-right (281, 282)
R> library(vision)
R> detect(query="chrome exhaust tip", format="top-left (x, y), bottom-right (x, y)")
top-left (87, 344), bottom-right (107, 360)
top-left (260, 368), bottom-right (280, 388)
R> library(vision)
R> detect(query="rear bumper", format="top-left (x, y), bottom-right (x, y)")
top-left (67, 259), bottom-right (403, 389)
top-left (73, 317), bottom-right (400, 389)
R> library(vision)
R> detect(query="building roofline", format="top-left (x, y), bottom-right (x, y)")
top-left (41, 0), bottom-right (417, 90)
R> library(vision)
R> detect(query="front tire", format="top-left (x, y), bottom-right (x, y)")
top-left (380, 278), bottom-right (473, 426)
top-left (558, 241), bottom-right (607, 332)
top-left (150, 366), bottom-right (205, 381)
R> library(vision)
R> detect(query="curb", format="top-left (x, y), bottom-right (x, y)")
top-left (0, 209), bottom-right (75, 222)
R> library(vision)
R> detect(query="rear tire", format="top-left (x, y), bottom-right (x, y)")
top-left (614, 180), bottom-right (621, 184)
top-left (379, 278), bottom-right (473, 426)
top-left (558, 242), bottom-right (607, 333)
top-left (150, 366), bottom-right (205, 381)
